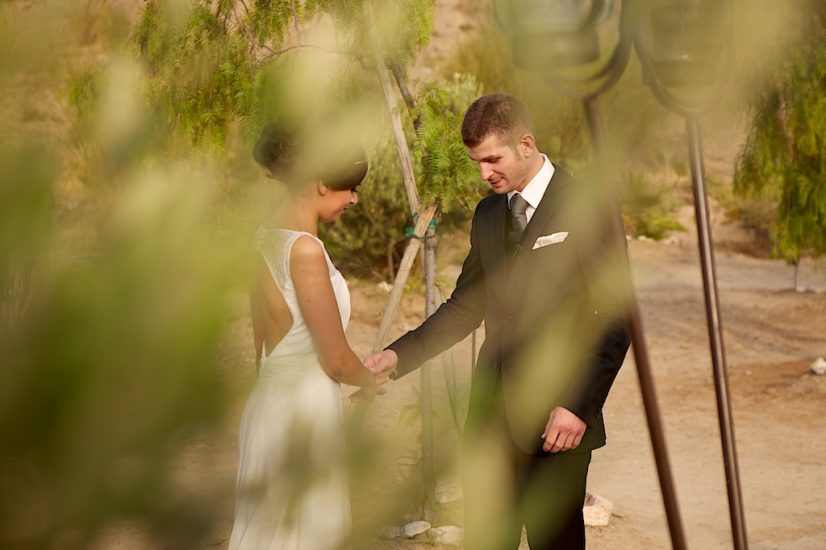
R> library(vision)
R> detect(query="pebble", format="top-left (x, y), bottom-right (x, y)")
top-left (583, 493), bottom-right (614, 527)
top-left (810, 356), bottom-right (826, 375)
top-left (402, 520), bottom-right (431, 538)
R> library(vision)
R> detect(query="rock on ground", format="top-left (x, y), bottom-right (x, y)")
top-left (402, 520), bottom-right (431, 538)
top-left (584, 493), bottom-right (614, 527)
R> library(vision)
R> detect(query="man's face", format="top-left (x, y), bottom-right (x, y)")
top-left (467, 132), bottom-right (535, 195)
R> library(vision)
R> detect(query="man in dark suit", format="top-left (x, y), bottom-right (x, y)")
top-left (365, 93), bottom-right (630, 549)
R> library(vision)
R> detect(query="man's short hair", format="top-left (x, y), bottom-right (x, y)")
top-left (460, 93), bottom-right (535, 148)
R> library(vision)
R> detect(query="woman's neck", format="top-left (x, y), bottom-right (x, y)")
top-left (270, 196), bottom-right (318, 236)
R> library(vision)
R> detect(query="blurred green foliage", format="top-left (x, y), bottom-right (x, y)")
top-left (733, 0), bottom-right (826, 263)
top-left (8, 0), bottom-right (821, 546)
top-left (1, 163), bottom-right (239, 547)
top-left (125, 0), bottom-right (484, 283)
top-left (130, 0), bottom-right (434, 147)
top-left (441, 7), bottom-right (665, 171)
top-left (1, 1), bottom-right (255, 547)
top-left (321, 134), bottom-right (410, 278)
top-left (0, 0), bottom-right (464, 546)
top-left (322, 73), bottom-right (486, 278)
top-left (442, 22), bottom-right (589, 166)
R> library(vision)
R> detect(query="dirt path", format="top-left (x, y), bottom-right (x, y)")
top-left (587, 237), bottom-right (826, 550)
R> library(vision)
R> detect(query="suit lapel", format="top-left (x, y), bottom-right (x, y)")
top-left (474, 194), bottom-right (508, 311)
top-left (505, 167), bottom-right (568, 301)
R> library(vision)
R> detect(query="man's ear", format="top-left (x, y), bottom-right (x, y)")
top-left (518, 134), bottom-right (536, 157)
top-left (316, 181), bottom-right (329, 195)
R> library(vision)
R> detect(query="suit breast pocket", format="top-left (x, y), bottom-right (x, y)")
top-left (530, 239), bottom-right (577, 277)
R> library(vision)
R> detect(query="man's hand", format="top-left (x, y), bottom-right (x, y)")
top-left (363, 349), bottom-right (399, 385)
top-left (541, 407), bottom-right (586, 453)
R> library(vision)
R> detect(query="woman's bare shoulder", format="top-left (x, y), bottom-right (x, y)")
top-left (289, 235), bottom-right (326, 272)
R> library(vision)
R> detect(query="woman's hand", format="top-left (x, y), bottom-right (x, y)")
top-left (348, 385), bottom-right (386, 404)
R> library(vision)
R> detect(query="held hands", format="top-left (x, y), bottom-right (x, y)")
top-left (348, 350), bottom-right (398, 405)
top-left (362, 349), bottom-right (399, 385)
top-left (541, 406), bottom-right (586, 453)
top-left (348, 384), bottom-right (386, 404)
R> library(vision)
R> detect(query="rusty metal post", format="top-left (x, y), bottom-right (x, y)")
top-left (685, 114), bottom-right (748, 550)
top-left (584, 96), bottom-right (688, 550)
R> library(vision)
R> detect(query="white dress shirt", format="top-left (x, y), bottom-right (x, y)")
top-left (507, 154), bottom-right (555, 223)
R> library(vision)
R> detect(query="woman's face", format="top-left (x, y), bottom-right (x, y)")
top-left (318, 184), bottom-right (359, 222)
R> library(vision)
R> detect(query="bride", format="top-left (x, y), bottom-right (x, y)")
top-left (229, 121), bottom-right (379, 550)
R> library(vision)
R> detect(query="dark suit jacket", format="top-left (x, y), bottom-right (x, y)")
top-left (388, 166), bottom-right (631, 454)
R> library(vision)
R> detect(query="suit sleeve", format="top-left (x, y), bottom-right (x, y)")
top-left (563, 317), bottom-right (630, 422)
top-left (563, 220), bottom-right (632, 423)
top-left (387, 206), bottom-right (487, 378)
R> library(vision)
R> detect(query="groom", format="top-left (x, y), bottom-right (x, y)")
top-left (365, 93), bottom-right (630, 549)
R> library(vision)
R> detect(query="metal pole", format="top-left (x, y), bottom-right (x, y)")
top-left (685, 114), bottom-right (748, 550)
top-left (584, 97), bottom-right (688, 550)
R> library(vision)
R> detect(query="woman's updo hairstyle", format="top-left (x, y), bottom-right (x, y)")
top-left (253, 118), bottom-right (368, 191)
top-left (253, 119), bottom-right (299, 181)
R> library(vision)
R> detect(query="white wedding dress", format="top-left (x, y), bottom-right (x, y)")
top-left (229, 228), bottom-right (351, 550)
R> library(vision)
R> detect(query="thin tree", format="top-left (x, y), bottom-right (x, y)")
top-left (733, 0), bottom-right (826, 287)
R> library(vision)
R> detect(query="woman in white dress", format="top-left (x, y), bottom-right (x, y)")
top-left (229, 122), bottom-right (379, 550)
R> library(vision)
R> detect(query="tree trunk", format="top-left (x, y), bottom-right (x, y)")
top-left (794, 259), bottom-right (801, 291)
top-left (420, 219), bottom-right (437, 520)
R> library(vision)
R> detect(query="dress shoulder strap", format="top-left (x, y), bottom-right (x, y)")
top-left (255, 228), bottom-right (326, 290)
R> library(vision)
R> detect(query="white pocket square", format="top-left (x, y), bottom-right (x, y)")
top-left (532, 232), bottom-right (569, 250)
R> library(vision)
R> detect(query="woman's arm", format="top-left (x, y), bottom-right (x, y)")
top-left (290, 236), bottom-right (375, 388)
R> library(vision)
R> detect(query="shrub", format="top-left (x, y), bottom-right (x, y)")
top-left (621, 171), bottom-right (686, 240)
top-left (322, 73), bottom-right (487, 279)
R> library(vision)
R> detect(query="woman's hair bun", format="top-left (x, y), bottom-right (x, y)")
top-left (253, 117), bottom-right (369, 189)
top-left (253, 119), bottom-right (299, 178)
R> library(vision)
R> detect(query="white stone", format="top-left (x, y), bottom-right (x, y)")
top-left (435, 478), bottom-right (463, 503)
top-left (584, 505), bottom-right (611, 526)
top-left (811, 356), bottom-right (826, 375)
top-left (378, 281), bottom-right (393, 293)
top-left (402, 520), bottom-right (431, 538)
top-left (428, 525), bottom-right (463, 546)
top-left (583, 493), bottom-right (614, 527)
